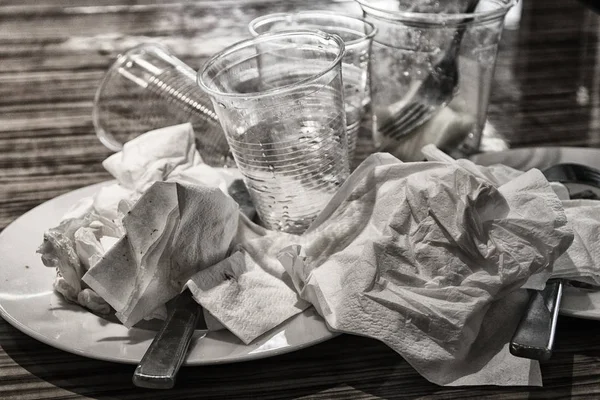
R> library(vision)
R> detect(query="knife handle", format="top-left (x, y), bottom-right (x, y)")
top-left (132, 291), bottom-right (201, 389)
top-left (510, 280), bottom-right (563, 361)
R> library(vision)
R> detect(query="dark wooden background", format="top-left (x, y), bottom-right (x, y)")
top-left (2, 0), bottom-right (600, 398)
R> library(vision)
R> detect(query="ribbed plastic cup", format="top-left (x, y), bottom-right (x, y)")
top-left (249, 11), bottom-right (376, 159)
top-left (93, 43), bottom-right (234, 167)
top-left (355, 0), bottom-right (515, 156)
top-left (198, 31), bottom-right (350, 234)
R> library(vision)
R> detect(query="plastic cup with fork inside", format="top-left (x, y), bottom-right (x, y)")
top-left (198, 31), bottom-right (350, 234)
top-left (249, 11), bottom-right (376, 162)
top-left (355, 0), bottom-right (515, 160)
top-left (92, 43), bottom-right (234, 167)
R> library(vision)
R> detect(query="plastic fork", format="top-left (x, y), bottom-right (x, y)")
top-left (377, 0), bottom-right (479, 141)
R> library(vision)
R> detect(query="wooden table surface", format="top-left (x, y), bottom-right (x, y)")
top-left (2, 0), bottom-right (600, 398)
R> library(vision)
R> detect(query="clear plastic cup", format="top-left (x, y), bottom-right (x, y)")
top-left (248, 12), bottom-right (376, 159)
top-left (355, 0), bottom-right (515, 158)
top-left (93, 43), bottom-right (234, 167)
top-left (198, 31), bottom-right (350, 234)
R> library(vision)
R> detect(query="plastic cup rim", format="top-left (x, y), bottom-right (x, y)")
top-left (197, 30), bottom-right (346, 101)
top-left (354, 0), bottom-right (517, 25)
top-left (248, 10), bottom-right (377, 47)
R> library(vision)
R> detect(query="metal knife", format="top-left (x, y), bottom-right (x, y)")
top-left (510, 163), bottom-right (600, 360)
top-left (132, 179), bottom-right (255, 389)
top-left (132, 290), bottom-right (201, 389)
top-left (510, 280), bottom-right (562, 361)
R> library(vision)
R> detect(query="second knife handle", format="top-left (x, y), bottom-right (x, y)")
top-left (510, 280), bottom-right (563, 361)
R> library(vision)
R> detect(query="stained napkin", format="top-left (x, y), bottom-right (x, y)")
top-left (82, 181), bottom-right (239, 328)
top-left (86, 122), bottom-right (230, 220)
top-left (38, 122), bottom-right (232, 316)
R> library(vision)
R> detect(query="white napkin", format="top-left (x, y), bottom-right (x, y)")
top-left (422, 144), bottom-right (571, 202)
top-left (82, 181), bottom-right (239, 328)
top-left (102, 123), bottom-right (203, 192)
top-left (187, 247), bottom-right (309, 344)
top-left (38, 212), bottom-right (123, 314)
top-left (422, 144), bottom-right (574, 290)
top-left (78, 122), bottom-right (230, 221)
top-left (548, 200), bottom-right (600, 286)
top-left (186, 214), bottom-right (310, 343)
top-left (38, 121), bottom-right (581, 387)
top-left (424, 145), bottom-right (600, 287)
top-left (277, 153), bottom-right (572, 386)
top-left (39, 122), bottom-right (234, 317)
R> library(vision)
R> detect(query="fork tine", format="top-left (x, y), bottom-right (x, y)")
top-left (379, 102), bottom-right (424, 137)
top-left (388, 105), bottom-right (431, 140)
top-left (383, 104), bottom-right (432, 140)
top-left (378, 102), bottom-right (420, 133)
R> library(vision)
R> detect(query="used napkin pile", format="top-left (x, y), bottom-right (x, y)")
top-left (39, 123), bottom-right (600, 387)
top-left (186, 151), bottom-right (573, 386)
top-left (38, 123), bottom-right (238, 317)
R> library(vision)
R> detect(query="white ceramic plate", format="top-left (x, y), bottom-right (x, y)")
top-left (0, 178), bottom-right (336, 365)
top-left (471, 147), bottom-right (600, 320)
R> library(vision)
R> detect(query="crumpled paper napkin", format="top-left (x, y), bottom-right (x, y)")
top-left (103, 122), bottom-right (202, 192)
top-left (38, 122), bottom-right (234, 316)
top-left (423, 145), bottom-right (600, 287)
top-left (552, 200), bottom-right (600, 286)
top-left (82, 181), bottom-right (239, 328)
top-left (276, 153), bottom-right (572, 386)
top-left (185, 150), bottom-right (573, 386)
top-left (71, 122), bottom-right (231, 221)
top-left (50, 121), bottom-right (307, 332)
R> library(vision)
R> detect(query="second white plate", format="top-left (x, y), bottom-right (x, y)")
top-left (472, 146), bottom-right (600, 320)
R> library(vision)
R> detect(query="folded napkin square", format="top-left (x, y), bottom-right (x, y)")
top-left (185, 213), bottom-right (310, 342)
top-left (187, 248), bottom-right (309, 344)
